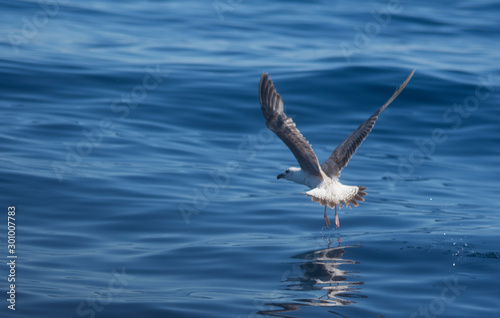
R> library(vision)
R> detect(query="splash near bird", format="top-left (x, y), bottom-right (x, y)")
top-left (259, 70), bottom-right (415, 228)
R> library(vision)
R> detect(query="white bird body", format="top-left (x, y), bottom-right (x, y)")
top-left (259, 70), bottom-right (414, 228)
top-left (278, 167), bottom-right (359, 208)
top-left (305, 180), bottom-right (360, 208)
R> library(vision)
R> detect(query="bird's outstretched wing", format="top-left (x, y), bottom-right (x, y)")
top-left (259, 72), bottom-right (323, 178)
top-left (321, 70), bottom-right (415, 178)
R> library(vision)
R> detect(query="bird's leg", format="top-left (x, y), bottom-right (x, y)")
top-left (323, 205), bottom-right (331, 228)
top-left (334, 205), bottom-right (340, 229)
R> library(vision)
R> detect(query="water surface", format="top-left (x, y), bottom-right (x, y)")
top-left (1, 0), bottom-right (499, 317)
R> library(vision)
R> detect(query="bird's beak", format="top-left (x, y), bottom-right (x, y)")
top-left (277, 174), bottom-right (284, 179)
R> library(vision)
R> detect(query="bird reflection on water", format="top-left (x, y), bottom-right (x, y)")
top-left (258, 240), bottom-right (366, 317)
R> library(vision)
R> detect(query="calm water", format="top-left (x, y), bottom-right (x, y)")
top-left (1, 1), bottom-right (499, 317)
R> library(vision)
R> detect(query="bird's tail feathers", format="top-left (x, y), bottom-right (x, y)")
top-left (304, 186), bottom-right (367, 209)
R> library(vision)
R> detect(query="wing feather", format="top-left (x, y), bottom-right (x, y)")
top-left (259, 73), bottom-right (323, 178)
top-left (321, 70), bottom-right (415, 178)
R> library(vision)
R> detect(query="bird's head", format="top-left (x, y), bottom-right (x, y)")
top-left (277, 167), bottom-right (301, 181)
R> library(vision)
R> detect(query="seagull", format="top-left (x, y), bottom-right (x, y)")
top-left (259, 70), bottom-right (415, 229)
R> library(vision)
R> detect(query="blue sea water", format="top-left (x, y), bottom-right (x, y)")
top-left (1, 0), bottom-right (499, 317)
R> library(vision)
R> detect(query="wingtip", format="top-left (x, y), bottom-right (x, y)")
top-left (259, 72), bottom-right (283, 114)
top-left (259, 72), bottom-right (271, 90)
top-left (406, 69), bottom-right (416, 83)
top-left (260, 72), bottom-right (269, 86)
top-left (259, 72), bottom-right (268, 106)
top-left (385, 69), bottom-right (415, 105)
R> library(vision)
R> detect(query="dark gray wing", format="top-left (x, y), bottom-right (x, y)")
top-left (259, 72), bottom-right (323, 178)
top-left (321, 70), bottom-right (415, 178)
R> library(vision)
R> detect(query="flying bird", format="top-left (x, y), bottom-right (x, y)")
top-left (259, 70), bottom-right (415, 228)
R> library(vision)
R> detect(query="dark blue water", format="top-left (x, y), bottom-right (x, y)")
top-left (1, 1), bottom-right (499, 317)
